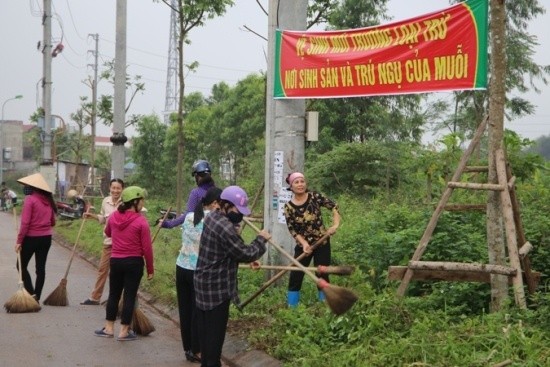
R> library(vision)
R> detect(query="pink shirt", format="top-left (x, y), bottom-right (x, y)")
top-left (17, 192), bottom-right (56, 244)
top-left (105, 210), bottom-right (154, 275)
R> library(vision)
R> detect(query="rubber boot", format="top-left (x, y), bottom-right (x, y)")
top-left (318, 290), bottom-right (326, 302)
top-left (287, 291), bottom-right (300, 308)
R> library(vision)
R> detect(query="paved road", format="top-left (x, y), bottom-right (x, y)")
top-left (0, 210), bottom-right (197, 367)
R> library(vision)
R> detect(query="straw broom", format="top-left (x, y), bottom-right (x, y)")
top-left (239, 264), bottom-right (355, 276)
top-left (4, 207), bottom-right (41, 313)
top-left (43, 213), bottom-right (88, 306)
top-left (243, 218), bottom-right (359, 315)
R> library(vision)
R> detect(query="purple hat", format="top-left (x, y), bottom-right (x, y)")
top-left (220, 186), bottom-right (251, 215)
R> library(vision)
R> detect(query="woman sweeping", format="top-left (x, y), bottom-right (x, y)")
top-left (283, 172), bottom-right (340, 307)
top-left (14, 173), bottom-right (57, 303)
top-left (94, 186), bottom-right (154, 341)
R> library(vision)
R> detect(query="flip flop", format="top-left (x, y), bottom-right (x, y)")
top-left (117, 330), bottom-right (138, 341)
top-left (94, 328), bottom-right (114, 338)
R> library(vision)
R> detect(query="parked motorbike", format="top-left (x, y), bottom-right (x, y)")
top-left (56, 196), bottom-right (91, 220)
top-left (154, 208), bottom-right (178, 226)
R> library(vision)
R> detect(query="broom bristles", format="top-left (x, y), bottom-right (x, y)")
top-left (323, 284), bottom-right (358, 316)
top-left (4, 286), bottom-right (41, 313)
top-left (132, 307), bottom-right (155, 336)
top-left (43, 278), bottom-right (68, 306)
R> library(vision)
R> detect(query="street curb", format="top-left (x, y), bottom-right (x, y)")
top-left (52, 232), bottom-right (282, 367)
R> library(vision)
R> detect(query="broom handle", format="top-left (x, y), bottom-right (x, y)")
top-left (63, 214), bottom-right (88, 279)
top-left (238, 231), bottom-right (330, 309)
top-left (13, 207), bottom-right (24, 285)
top-left (243, 218), bottom-right (322, 284)
top-left (151, 206), bottom-right (172, 246)
top-left (239, 264), bottom-right (346, 274)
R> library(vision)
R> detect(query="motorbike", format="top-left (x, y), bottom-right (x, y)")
top-left (56, 196), bottom-right (92, 220)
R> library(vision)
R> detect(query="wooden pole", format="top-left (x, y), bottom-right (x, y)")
top-left (408, 261), bottom-right (516, 276)
top-left (496, 149), bottom-right (526, 308)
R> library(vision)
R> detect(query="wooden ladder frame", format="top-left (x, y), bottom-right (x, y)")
top-left (391, 118), bottom-right (537, 309)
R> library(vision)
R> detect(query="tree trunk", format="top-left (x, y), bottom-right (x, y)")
top-left (487, 0), bottom-right (508, 311)
top-left (175, 0), bottom-right (185, 214)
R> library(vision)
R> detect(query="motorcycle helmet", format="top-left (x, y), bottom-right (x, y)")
top-left (191, 160), bottom-right (211, 177)
top-left (121, 186), bottom-right (146, 203)
top-left (67, 189), bottom-right (78, 199)
top-left (220, 185), bottom-right (251, 215)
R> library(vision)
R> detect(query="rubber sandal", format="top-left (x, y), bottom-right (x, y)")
top-left (185, 351), bottom-right (201, 363)
top-left (117, 330), bottom-right (138, 341)
top-left (94, 328), bottom-right (114, 338)
top-left (81, 299), bottom-right (100, 305)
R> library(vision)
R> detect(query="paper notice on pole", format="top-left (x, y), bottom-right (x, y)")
top-left (277, 188), bottom-right (292, 224)
top-left (272, 151), bottom-right (284, 211)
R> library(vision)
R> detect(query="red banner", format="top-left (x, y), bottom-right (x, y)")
top-left (274, 0), bottom-right (488, 99)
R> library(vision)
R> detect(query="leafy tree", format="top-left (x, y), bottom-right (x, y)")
top-left (156, 0), bottom-right (235, 213)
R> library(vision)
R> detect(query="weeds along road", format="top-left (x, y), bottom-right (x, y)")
top-left (0, 211), bottom-right (196, 367)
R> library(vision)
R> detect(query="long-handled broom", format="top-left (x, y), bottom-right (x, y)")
top-left (43, 213), bottom-right (88, 306)
top-left (237, 232), bottom-right (331, 310)
top-left (243, 218), bottom-right (358, 315)
top-left (4, 207), bottom-right (41, 313)
top-left (239, 264), bottom-right (355, 276)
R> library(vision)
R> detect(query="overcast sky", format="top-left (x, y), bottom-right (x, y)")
top-left (1, 0), bottom-right (548, 140)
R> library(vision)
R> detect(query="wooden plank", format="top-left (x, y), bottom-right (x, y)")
top-left (396, 117), bottom-right (488, 297)
top-left (409, 261), bottom-right (516, 276)
top-left (448, 182), bottom-right (504, 191)
top-left (388, 266), bottom-right (541, 286)
top-left (444, 204), bottom-right (486, 212)
top-left (464, 166), bottom-right (489, 172)
top-left (496, 149), bottom-right (526, 308)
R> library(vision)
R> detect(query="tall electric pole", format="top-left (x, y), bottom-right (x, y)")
top-left (40, 0), bottom-right (55, 189)
top-left (111, 0), bottom-right (128, 179)
top-left (88, 33), bottom-right (99, 193)
top-left (164, 0), bottom-right (179, 124)
top-left (264, 0), bottom-right (308, 259)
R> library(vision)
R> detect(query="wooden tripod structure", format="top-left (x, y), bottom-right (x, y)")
top-left (389, 118), bottom-right (538, 309)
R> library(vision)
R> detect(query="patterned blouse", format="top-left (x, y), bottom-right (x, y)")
top-left (176, 210), bottom-right (211, 271)
top-left (284, 191), bottom-right (339, 246)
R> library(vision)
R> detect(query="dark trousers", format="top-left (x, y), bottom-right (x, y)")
top-left (106, 257), bottom-right (144, 325)
top-left (288, 241), bottom-right (331, 291)
top-left (196, 299), bottom-right (230, 367)
top-left (17, 235), bottom-right (52, 300)
top-left (176, 266), bottom-right (200, 354)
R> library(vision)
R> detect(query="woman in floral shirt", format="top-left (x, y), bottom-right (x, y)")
top-left (283, 172), bottom-right (341, 307)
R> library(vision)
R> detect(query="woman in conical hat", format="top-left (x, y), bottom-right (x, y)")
top-left (15, 172), bottom-right (57, 302)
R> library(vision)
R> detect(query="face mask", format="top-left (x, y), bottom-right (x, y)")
top-left (23, 186), bottom-right (33, 196)
top-left (226, 211), bottom-right (243, 224)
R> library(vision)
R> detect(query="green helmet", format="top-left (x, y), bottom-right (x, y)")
top-left (121, 186), bottom-right (146, 203)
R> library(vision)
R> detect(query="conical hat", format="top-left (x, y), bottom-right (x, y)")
top-left (17, 173), bottom-right (52, 193)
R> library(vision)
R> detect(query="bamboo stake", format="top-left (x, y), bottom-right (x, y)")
top-left (243, 218), bottom-right (358, 315)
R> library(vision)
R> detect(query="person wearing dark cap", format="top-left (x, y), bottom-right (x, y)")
top-left (194, 185), bottom-right (270, 367)
top-left (283, 172), bottom-right (340, 307)
top-left (14, 173), bottom-right (57, 302)
top-left (160, 159), bottom-right (216, 230)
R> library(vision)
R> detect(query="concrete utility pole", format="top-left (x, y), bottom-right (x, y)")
top-left (264, 0), bottom-right (307, 260)
top-left (111, 0), bottom-right (128, 180)
top-left (40, 0), bottom-right (55, 189)
top-left (88, 33), bottom-right (99, 193)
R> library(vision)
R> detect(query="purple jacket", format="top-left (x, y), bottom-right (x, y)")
top-left (162, 182), bottom-right (215, 229)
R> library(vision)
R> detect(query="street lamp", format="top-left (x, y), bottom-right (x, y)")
top-left (1, 94), bottom-right (23, 183)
